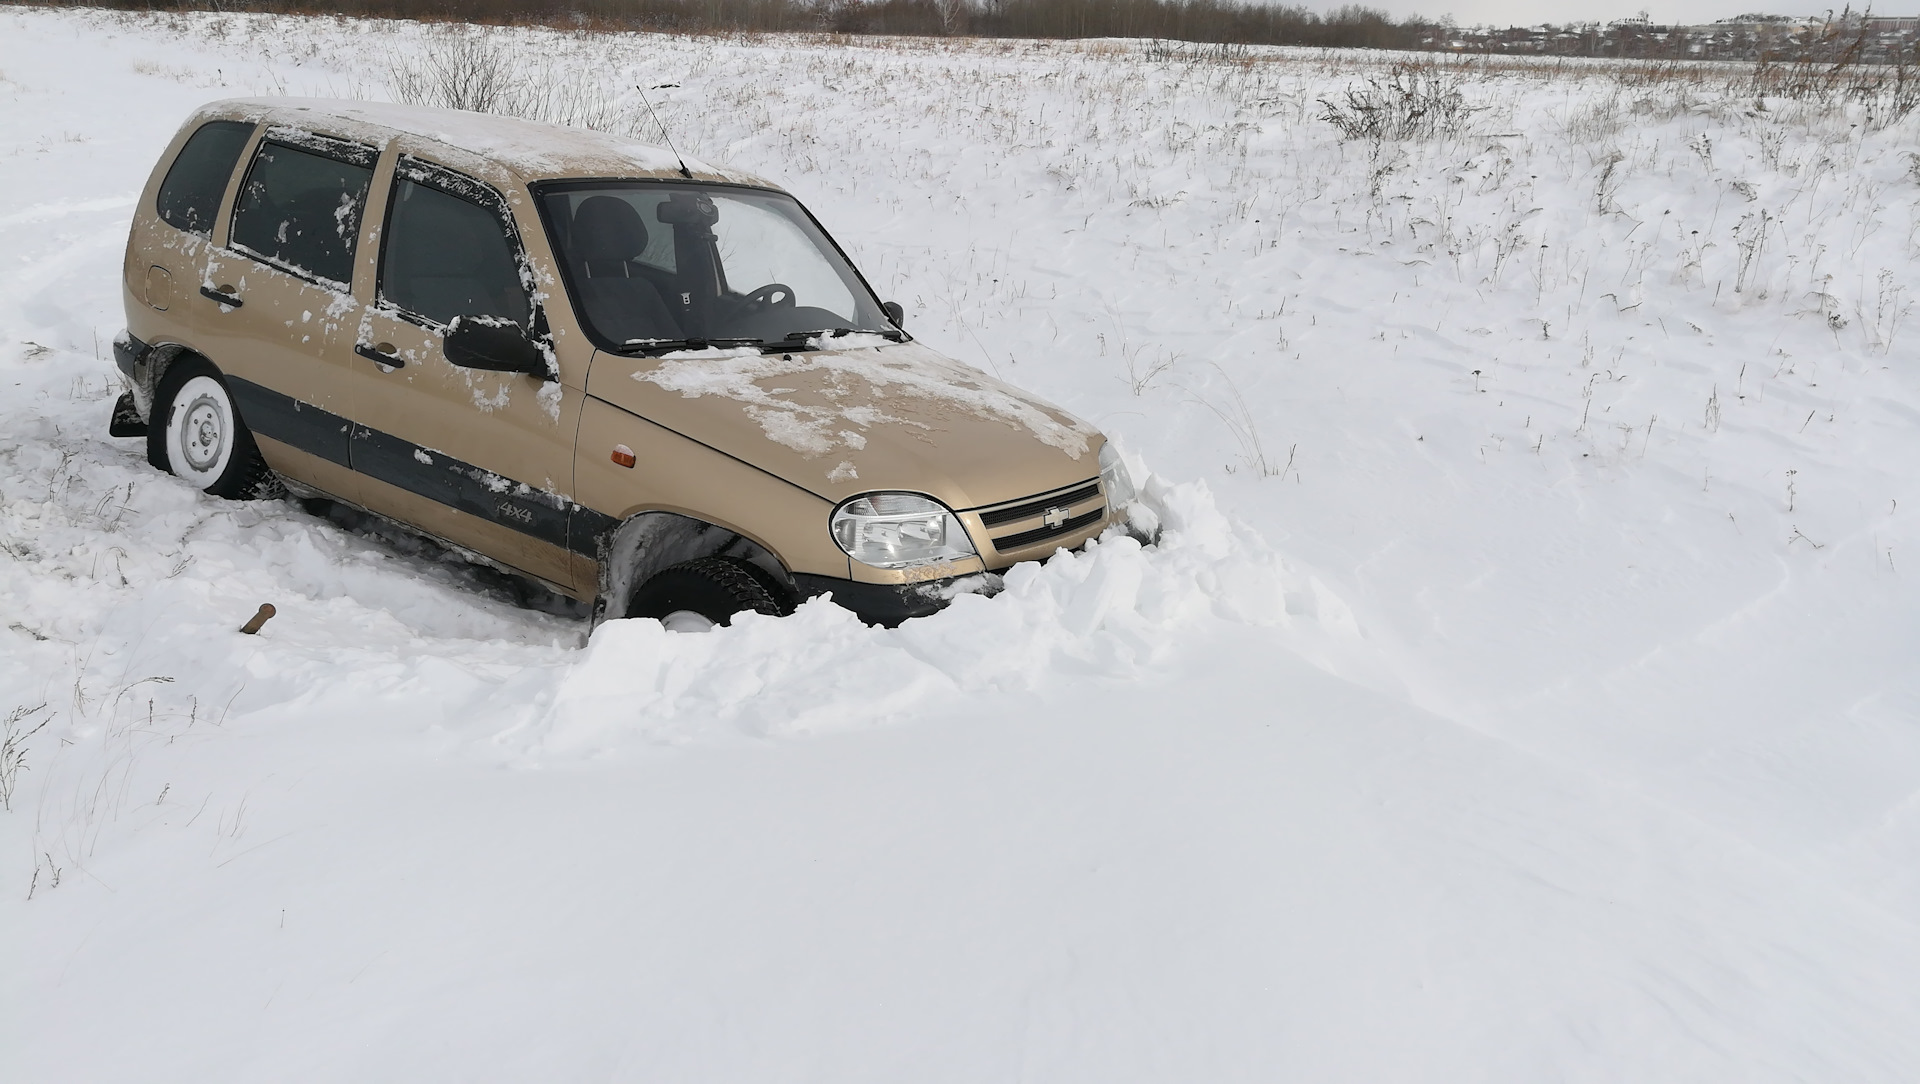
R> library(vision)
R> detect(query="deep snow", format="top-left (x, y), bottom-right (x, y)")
top-left (4, 9), bottom-right (1920, 1080)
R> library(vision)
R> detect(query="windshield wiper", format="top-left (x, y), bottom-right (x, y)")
top-left (757, 327), bottom-right (906, 353)
top-left (619, 337), bottom-right (761, 356)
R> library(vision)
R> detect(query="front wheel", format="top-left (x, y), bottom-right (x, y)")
top-left (148, 358), bottom-right (276, 499)
top-left (628, 556), bottom-right (791, 630)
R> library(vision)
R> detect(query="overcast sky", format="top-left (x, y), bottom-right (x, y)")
top-left (1365, 1), bottom-right (1840, 27)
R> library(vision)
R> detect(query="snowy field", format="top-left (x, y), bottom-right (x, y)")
top-left (5, 7), bottom-right (1920, 1078)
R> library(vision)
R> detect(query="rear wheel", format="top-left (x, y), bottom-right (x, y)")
top-left (148, 358), bottom-right (276, 499)
top-left (628, 556), bottom-right (790, 630)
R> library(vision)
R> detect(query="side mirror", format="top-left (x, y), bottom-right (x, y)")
top-left (882, 300), bottom-right (905, 328)
top-left (444, 316), bottom-right (550, 379)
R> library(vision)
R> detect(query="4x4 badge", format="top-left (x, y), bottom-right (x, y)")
top-left (1042, 506), bottom-right (1068, 529)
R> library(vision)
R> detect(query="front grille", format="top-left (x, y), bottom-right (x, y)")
top-left (970, 477), bottom-right (1108, 555)
top-left (992, 507), bottom-right (1106, 551)
top-left (978, 482), bottom-right (1101, 528)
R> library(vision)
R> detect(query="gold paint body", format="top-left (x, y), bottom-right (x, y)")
top-left (123, 98), bottom-right (1115, 606)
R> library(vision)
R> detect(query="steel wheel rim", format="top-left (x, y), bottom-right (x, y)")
top-left (180, 392), bottom-right (226, 472)
top-left (166, 374), bottom-right (237, 487)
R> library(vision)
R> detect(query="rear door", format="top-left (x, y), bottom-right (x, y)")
top-left (344, 156), bottom-right (581, 591)
top-left (196, 127), bottom-right (378, 502)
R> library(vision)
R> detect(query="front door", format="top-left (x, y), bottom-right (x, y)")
top-left (345, 157), bottom-right (581, 591)
top-left (195, 128), bottom-right (377, 504)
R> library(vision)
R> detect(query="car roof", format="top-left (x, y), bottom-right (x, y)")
top-left (196, 96), bottom-right (779, 192)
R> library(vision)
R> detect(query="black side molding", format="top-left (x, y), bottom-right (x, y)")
top-left (222, 375), bottom-right (614, 558)
top-left (225, 376), bottom-right (354, 467)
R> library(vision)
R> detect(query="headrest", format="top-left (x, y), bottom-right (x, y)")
top-left (570, 195), bottom-right (649, 266)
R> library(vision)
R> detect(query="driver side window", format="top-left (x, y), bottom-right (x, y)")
top-left (379, 168), bottom-right (531, 330)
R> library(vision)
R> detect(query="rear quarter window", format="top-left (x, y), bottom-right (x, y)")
top-left (155, 120), bottom-right (254, 236)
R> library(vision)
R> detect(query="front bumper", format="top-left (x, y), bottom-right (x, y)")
top-left (794, 572), bottom-right (993, 627)
top-left (795, 501), bottom-right (1125, 626)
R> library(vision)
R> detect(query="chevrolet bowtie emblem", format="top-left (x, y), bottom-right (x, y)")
top-left (1042, 506), bottom-right (1069, 529)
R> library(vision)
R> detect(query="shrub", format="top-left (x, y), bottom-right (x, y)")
top-left (1320, 63), bottom-right (1474, 142)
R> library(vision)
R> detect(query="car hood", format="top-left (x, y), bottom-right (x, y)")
top-left (583, 339), bottom-right (1102, 509)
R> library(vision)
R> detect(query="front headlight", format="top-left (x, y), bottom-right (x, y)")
top-left (831, 493), bottom-right (977, 569)
top-left (1099, 441), bottom-right (1137, 509)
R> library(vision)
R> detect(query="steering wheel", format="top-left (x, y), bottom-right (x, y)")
top-left (742, 283), bottom-right (796, 313)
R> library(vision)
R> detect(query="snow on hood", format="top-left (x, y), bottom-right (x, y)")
top-left (637, 340), bottom-right (1093, 460)
top-left (595, 340), bottom-right (1102, 507)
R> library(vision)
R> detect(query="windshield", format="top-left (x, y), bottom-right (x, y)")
top-left (536, 182), bottom-right (899, 353)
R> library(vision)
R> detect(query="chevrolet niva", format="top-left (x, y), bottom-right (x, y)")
top-left (114, 98), bottom-right (1136, 628)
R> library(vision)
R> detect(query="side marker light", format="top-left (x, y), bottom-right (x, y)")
top-left (611, 444), bottom-right (636, 468)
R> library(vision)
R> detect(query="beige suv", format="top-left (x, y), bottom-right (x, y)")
top-left (115, 98), bottom-right (1133, 627)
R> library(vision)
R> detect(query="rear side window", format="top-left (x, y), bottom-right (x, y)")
top-left (379, 166), bottom-right (531, 329)
top-left (155, 120), bottom-right (254, 236)
top-left (230, 135), bottom-right (376, 288)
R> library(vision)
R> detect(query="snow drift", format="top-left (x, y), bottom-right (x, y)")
top-left (5, 9), bottom-right (1920, 1080)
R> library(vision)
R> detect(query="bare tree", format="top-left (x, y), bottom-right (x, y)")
top-left (932, 0), bottom-right (968, 35)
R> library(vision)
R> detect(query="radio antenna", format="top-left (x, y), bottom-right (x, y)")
top-left (637, 84), bottom-right (692, 179)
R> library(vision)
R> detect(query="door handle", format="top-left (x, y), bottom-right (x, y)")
top-left (355, 342), bottom-right (404, 369)
top-left (199, 285), bottom-right (243, 308)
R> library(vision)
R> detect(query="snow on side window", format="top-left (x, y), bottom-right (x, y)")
top-left (229, 138), bottom-right (375, 289)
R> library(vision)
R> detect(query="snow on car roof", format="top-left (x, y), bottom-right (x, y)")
top-left (199, 97), bottom-right (776, 189)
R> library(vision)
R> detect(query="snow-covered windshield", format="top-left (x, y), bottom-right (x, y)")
top-left (536, 182), bottom-right (900, 354)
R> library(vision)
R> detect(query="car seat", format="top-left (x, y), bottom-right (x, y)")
top-left (569, 195), bottom-right (682, 344)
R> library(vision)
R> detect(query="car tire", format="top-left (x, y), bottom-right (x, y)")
top-left (148, 358), bottom-right (278, 499)
top-left (627, 556), bottom-right (791, 629)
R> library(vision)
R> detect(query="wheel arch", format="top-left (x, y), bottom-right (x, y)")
top-left (594, 509), bottom-right (797, 623)
top-left (127, 341), bottom-right (207, 420)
